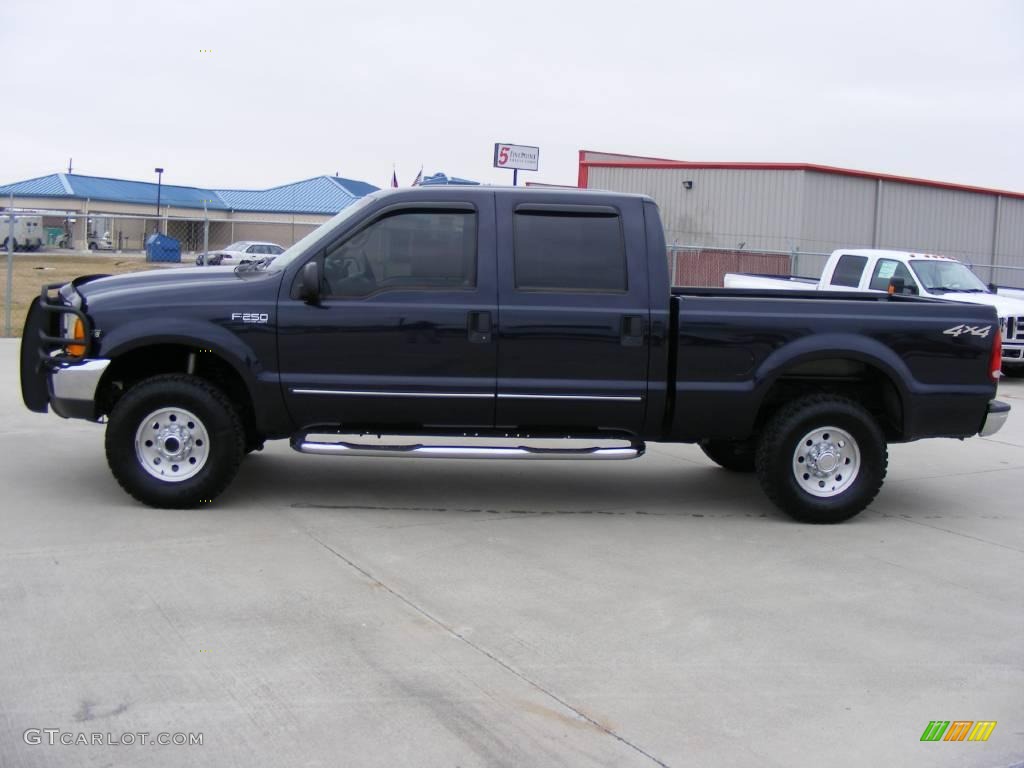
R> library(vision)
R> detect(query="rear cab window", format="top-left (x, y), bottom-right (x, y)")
top-left (513, 209), bottom-right (627, 292)
top-left (830, 254), bottom-right (868, 288)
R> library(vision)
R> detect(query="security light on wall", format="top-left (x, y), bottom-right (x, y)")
top-left (683, 180), bottom-right (693, 190)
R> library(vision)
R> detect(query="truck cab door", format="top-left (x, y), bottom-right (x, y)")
top-left (493, 194), bottom-right (650, 435)
top-left (277, 198), bottom-right (498, 430)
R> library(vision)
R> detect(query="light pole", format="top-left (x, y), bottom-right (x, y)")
top-left (154, 167), bottom-right (164, 234)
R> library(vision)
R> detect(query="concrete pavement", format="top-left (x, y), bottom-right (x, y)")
top-left (0, 339), bottom-right (1021, 767)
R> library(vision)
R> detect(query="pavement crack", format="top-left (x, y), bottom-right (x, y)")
top-left (895, 516), bottom-right (1024, 554)
top-left (304, 529), bottom-right (671, 768)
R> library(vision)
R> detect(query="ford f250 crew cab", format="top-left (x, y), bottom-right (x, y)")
top-left (725, 248), bottom-right (1024, 376)
top-left (20, 187), bottom-right (1011, 523)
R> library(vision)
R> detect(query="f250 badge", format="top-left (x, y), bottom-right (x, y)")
top-left (231, 312), bottom-right (270, 324)
top-left (943, 324), bottom-right (991, 338)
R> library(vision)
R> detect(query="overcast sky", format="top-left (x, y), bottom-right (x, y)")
top-left (2, 0), bottom-right (1022, 192)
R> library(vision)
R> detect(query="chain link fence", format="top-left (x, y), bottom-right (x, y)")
top-left (667, 245), bottom-right (1024, 290)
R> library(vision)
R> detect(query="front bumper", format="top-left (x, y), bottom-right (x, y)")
top-left (49, 359), bottom-right (110, 420)
top-left (980, 400), bottom-right (1010, 437)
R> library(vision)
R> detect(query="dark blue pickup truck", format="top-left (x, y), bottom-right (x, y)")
top-left (20, 187), bottom-right (1010, 522)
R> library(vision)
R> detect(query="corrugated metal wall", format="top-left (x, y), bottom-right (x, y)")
top-left (587, 167), bottom-right (803, 251)
top-left (799, 172), bottom-right (876, 253)
top-left (995, 197), bottom-right (1024, 285)
top-left (877, 181), bottom-right (996, 260)
top-left (588, 166), bottom-right (1024, 287)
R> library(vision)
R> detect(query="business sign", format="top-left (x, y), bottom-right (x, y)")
top-left (493, 143), bottom-right (540, 172)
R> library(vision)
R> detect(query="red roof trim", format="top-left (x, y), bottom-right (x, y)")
top-left (579, 148), bottom-right (686, 164)
top-left (578, 154), bottom-right (1024, 200)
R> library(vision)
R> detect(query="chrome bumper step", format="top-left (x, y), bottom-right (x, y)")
top-left (291, 434), bottom-right (645, 460)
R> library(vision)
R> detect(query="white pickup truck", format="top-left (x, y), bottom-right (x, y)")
top-left (725, 248), bottom-right (1024, 376)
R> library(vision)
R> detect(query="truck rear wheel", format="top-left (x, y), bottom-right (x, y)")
top-left (105, 375), bottom-right (245, 508)
top-left (699, 439), bottom-right (756, 472)
top-left (755, 394), bottom-right (887, 523)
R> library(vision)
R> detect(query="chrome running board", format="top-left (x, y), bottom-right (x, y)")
top-left (291, 435), bottom-right (644, 461)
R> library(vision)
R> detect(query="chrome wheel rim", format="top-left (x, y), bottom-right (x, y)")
top-left (134, 407), bottom-right (210, 482)
top-left (792, 426), bottom-right (860, 498)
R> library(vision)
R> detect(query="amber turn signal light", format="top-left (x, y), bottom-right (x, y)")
top-left (66, 318), bottom-right (86, 357)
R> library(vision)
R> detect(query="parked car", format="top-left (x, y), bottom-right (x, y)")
top-left (21, 188), bottom-right (1008, 523)
top-left (725, 248), bottom-right (1024, 376)
top-left (195, 241), bottom-right (284, 266)
top-left (88, 232), bottom-right (113, 251)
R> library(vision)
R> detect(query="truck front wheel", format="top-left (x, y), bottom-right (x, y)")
top-left (755, 395), bottom-right (887, 523)
top-left (105, 375), bottom-right (245, 508)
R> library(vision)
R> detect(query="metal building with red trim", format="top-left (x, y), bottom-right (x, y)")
top-left (577, 150), bottom-right (1024, 286)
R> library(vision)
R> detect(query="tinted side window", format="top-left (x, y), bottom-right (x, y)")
top-left (867, 259), bottom-right (914, 291)
top-left (324, 210), bottom-right (476, 298)
top-left (514, 212), bottom-right (626, 292)
top-left (268, 245), bottom-right (284, 255)
top-left (830, 254), bottom-right (868, 288)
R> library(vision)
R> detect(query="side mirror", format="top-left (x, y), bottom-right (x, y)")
top-left (299, 261), bottom-right (321, 304)
top-left (988, 282), bottom-right (998, 294)
top-left (887, 276), bottom-right (918, 296)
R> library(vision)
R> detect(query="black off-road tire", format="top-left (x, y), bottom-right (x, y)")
top-left (699, 439), bottom-right (756, 472)
top-left (105, 375), bottom-right (245, 508)
top-left (755, 394), bottom-right (887, 524)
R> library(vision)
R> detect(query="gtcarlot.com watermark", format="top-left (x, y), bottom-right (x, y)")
top-left (24, 729), bottom-right (203, 747)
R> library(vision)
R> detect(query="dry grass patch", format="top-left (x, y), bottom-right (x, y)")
top-left (0, 253), bottom-right (183, 337)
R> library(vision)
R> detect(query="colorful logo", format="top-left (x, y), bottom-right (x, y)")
top-left (921, 721), bottom-right (997, 742)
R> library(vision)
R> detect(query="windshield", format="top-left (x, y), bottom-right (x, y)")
top-left (222, 241), bottom-right (249, 252)
top-left (270, 192), bottom-right (384, 270)
top-left (908, 260), bottom-right (989, 293)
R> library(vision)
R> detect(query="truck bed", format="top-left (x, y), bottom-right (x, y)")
top-left (722, 272), bottom-right (818, 290)
top-left (665, 287), bottom-right (997, 445)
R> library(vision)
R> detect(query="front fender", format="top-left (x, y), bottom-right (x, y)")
top-left (92, 318), bottom-right (291, 437)
top-left (97, 317), bottom-right (265, 388)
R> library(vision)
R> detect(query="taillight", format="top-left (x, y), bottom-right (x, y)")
top-left (989, 330), bottom-right (1002, 381)
top-left (66, 317), bottom-right (86, 357)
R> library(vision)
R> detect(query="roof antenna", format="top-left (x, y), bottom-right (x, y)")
top-left (67, 157), bottom-right (73, 174)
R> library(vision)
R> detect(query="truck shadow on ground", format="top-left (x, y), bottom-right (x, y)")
top-left (224, 450), bottom-right (787, 522)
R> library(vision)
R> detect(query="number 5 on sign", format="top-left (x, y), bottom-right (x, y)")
top-left (493, 143), bottom-right (540, 172)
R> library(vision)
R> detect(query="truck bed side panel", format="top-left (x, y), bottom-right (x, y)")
top-left (668, 290), bottom-right (998, 442)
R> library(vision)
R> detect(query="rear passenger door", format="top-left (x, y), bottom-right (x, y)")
top-left (494, 194), bottom-right (650, 434)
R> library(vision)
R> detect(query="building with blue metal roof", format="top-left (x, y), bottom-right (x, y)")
top-left (0, 171), bottom-right (380, 251)
top-left (0, 172), bottom-right (378, 215)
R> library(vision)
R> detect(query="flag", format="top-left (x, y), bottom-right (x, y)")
top-left (411, 167), bottom-right (423, 187)
top-left (390, 168), bottom-right (398, 188)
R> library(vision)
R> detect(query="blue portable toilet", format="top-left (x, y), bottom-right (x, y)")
top-left (145, 233), bottom-right (181, 263)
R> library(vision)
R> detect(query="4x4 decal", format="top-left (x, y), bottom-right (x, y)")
top-left (943, 324), bottom-right (991, 338)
